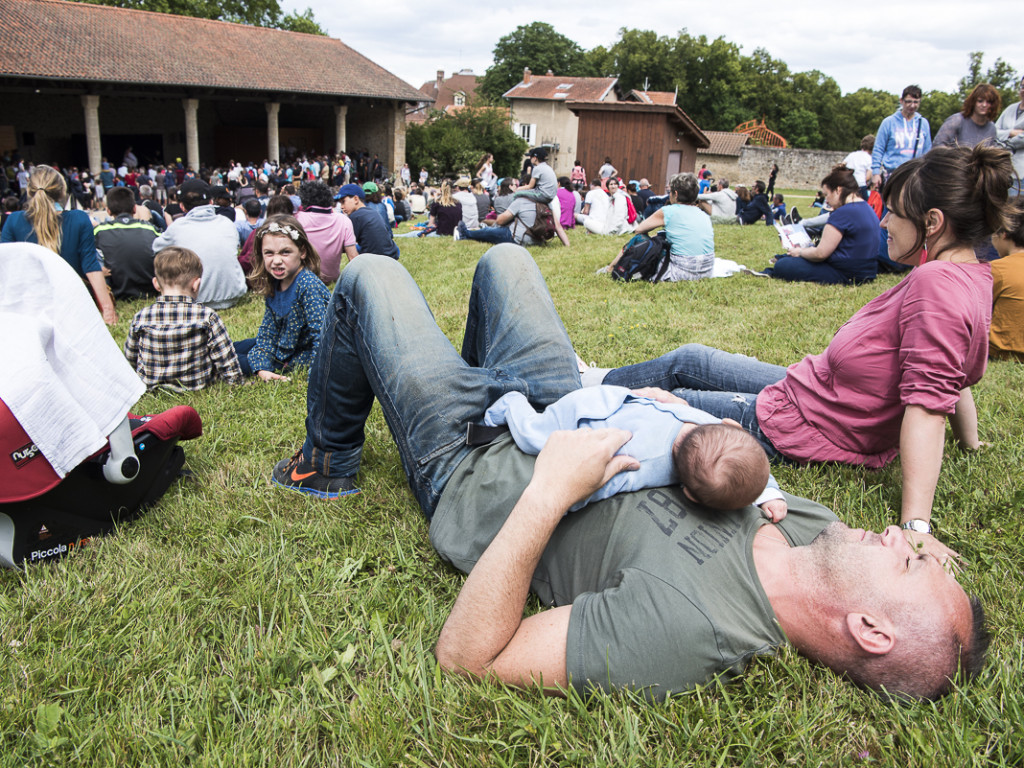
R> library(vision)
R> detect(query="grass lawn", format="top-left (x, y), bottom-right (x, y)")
top-left (2, 218), bottom-right (1023, 766)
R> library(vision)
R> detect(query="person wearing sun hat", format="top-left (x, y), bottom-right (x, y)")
top-left (452, 176), bottom-right (480, 231)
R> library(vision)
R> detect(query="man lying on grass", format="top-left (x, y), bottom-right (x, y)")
top-left (271, 244), bottom-right (988, 702)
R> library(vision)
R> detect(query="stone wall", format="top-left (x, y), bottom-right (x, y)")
top-left (698, 144), bottom-right (848, 190)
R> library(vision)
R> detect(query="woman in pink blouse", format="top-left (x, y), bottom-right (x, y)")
top-left (604, 145), bottom-right (1015, 560)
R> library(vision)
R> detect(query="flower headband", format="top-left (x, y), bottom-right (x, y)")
top-left (264, 221), bottom-right (300, 241)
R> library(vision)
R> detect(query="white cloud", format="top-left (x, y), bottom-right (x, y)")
top-left (293, 0), bottom-right (1021, 99)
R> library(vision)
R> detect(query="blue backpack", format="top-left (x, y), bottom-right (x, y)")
top-left (611, 232), bottom-right (670, 282)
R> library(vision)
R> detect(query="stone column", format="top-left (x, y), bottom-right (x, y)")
top-left (390, 102), bottom-right (406, 177)
top-left (80, 95), bottom-right (102, 176)
top-left (334, 104), bottom-right (348, 154)
top-left (265, 102), bottom-right (280, 165)
top-left (182, 98), bottom-right (200, 170)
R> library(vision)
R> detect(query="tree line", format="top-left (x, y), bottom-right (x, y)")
top-left (80, 0), bottom-right (325, 35)
top-left (478, 23), bottom-right (1021, 152)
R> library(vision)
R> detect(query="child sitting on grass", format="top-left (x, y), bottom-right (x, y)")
top-left (233, 215), bottom-right (331, 381)
top-left (483, 385), bottom-right (786, 519)
top-left (124, 246), bottom-right (244, 391)
top-left (771, 194), bottom-right (786, 221)
top-left (989, 197), bottom-right (1024, 360)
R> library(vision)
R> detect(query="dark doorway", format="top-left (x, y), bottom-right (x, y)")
top-left (70, 133), bottom-right (165, 169)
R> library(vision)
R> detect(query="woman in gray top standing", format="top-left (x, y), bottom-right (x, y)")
top-left (933, 83), bottom-right (1001, 149)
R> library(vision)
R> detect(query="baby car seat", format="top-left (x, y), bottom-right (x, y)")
top-left (0, 402), bottom-right (202, 567)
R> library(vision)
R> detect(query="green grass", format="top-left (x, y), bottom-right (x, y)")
top-left (3, 220), bottom-right (1024, 766)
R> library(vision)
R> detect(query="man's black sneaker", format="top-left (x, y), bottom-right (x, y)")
top-left (271, 450), bottom-right (360, 499)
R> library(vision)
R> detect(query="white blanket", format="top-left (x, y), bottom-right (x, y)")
top-left (0, 242), bottom-right (145, 476)
top-left (712, 257), bottom-right (750, 277)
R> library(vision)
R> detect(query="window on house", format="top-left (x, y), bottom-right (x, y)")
top-left (453, 91), bottom-right (466, 107)
top-left (514, 122), bottom-right (536, 145)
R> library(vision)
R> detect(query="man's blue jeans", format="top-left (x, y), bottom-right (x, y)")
top-left (301, 245), bottom-right (580, 516)
top-left (458, 221), bottom-right (515, 244)
top-left (603, 344), bottom-right (787, 459)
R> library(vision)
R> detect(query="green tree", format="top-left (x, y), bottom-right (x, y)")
top-left (479, 22), bottom-right (593, 102)
top-left (956, 51), bottom-right (1020, 110)
top-left (599, 28), bottom-right (680, 95)
top-left (279, 8), bottom-right (326, 35)
top-left (835, 87), bottom-right (897, 148)
top-left (588, 28), bottom-right (747, 131)
top-left (406, 107), bottom-right (528, 180)
top-left (79, 0), bottom-right (325, 33)
top-left (734, 48), bottom-right (795, 135)
top-left (675, 34), bottom-right (746, 130)
top-left (583, 44), bottom-right (615, 78)
top-left (921, 90), bottom-right (961, 128)
top-left (778, 108), bottom-right (821, 149)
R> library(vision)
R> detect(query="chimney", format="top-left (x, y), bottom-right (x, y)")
top-left (523, 67), bottom-right (531, 84)
top-left (546, 69), bottom-right (554, 76)
top-left (436, 70), bottom-right (444, 92)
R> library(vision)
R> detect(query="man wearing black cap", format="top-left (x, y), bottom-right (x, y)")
top-left (211, 185), bottom-right (237, 222)
top-left (151, 179), bottom-right (247, 309)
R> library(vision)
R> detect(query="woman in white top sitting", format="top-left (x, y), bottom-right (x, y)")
top-left (604, 178), bottom-right (634, 236)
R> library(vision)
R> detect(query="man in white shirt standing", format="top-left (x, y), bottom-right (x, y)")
top-left (843, 135), bottom-right (875, 200)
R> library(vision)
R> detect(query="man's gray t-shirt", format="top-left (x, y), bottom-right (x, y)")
top-left (429, 435), bottom-right (836, 700)
top-left (507, 197), bottom-right (539, 245)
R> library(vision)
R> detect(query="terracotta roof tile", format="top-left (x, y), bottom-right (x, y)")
top-left (698, 131), bottom-right (750, 156)
top-left (0, 0), bottom-right (423, 101)
top-left (503, 75), bottom-right (617, 103)
top-left (628, 89), bottom-right (677, 106)
top-left (418, 72), bottom-right (480, 104)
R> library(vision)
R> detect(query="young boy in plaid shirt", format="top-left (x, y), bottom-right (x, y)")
top-left (124, 247), bottom-right (244, 390)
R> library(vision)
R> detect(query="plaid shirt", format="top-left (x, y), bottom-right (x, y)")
top-left (124, 295), bottom-right (244, 390)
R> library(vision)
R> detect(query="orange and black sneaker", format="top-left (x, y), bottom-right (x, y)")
top-left (271, 449), bottom-right (360, 499)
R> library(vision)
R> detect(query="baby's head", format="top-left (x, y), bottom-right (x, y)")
top-left (672, 423), bottom-right (770, 510)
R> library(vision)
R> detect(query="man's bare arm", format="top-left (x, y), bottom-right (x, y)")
top-left (434, 428), bottom-right (638, 691)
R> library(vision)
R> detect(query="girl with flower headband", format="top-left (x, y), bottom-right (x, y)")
top-left (233, 214), bottom-right (330, 381)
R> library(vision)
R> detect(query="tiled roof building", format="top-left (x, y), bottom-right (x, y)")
top-left (698, 131), bottom-right (751, 157)
top-left (408, 69), bottom-right (482, 124)
top-left (502, 68), bottom-right (708, 186)
top-left (0, 0), bottom-right (425, 173)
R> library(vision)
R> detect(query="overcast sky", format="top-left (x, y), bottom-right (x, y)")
top-left (289, 1), bottom-right (1020, 98)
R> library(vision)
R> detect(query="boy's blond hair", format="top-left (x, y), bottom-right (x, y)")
top-left (674, 424), bottom-right (769, 510)
top-left (154, 247), bottom-right (203, 290)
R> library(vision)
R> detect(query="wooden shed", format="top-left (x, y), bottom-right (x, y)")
top-left (569, 101), bottom-right (709, 192)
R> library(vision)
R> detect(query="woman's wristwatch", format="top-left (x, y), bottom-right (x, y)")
top-left (901, 519), bottom-right (932, 534)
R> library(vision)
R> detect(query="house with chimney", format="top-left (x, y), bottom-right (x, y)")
top-left (503, 68), bottom-right (708, 190)
top-left (407, 69), bottom-right (483, 124)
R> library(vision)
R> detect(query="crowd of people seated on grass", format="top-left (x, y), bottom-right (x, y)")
top-left (4, 134), bottom-right (1024, 709)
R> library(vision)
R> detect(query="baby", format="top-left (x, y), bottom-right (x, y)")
top-left (483, 385), bottom-right (785, 518)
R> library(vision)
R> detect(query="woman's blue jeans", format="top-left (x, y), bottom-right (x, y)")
top-left (603, 344), bottom-right (787, 458)
top-left (301, 246), bottom-right (580, 516)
